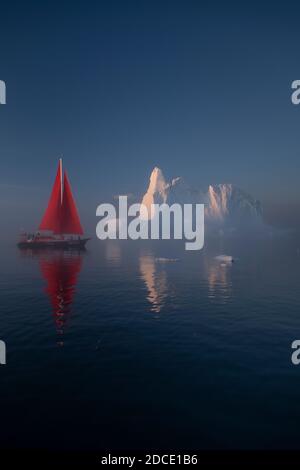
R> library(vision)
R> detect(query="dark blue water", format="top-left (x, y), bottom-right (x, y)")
top-left (1, 236), bottom-right (300, 451)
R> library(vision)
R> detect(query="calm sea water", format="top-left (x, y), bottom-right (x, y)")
top-left (0, 236), bottom-right (300, 451)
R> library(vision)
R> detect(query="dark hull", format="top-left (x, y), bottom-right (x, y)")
top-left (18, 238), bottom-right (90, 250)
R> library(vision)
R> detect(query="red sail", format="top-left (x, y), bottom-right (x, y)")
top-left (60, 171), bottom-right (84, 235)
top-left (39, 162), bottom-right (62, 233)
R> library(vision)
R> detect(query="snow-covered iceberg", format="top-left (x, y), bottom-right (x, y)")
top-left (141, 167), bottom-right (263, 231)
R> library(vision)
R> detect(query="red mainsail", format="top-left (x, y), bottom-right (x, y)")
top-left (39, 160), bottom-right (83, 235)
top-left (39, 161), bottom-right (62, 233)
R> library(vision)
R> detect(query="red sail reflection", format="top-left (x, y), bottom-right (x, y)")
top-left (39, 251), bottom-right (83, 344)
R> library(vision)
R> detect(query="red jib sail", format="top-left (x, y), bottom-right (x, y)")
top-left (60, 171), bottom-right (84, 235)
top-left (39, 160), bottom-right (84, 235)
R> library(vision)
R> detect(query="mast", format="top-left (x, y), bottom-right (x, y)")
top-left (59, 157), bottom-right (63, 205)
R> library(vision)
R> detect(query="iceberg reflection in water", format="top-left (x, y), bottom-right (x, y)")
top-left (139, 255), bottom-right (169, 313)
top-left (205, 255), bottom-right (233, 304)
top-left (139, 249), bottom-right (235, 312)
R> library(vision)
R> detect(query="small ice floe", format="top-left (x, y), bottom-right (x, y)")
top-left (155, 257), bottom-right (179, 263)
top-left (214, 255), bottom-right (234, 264)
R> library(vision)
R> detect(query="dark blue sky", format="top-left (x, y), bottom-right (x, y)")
top-left (0, 0), bottom-right (300, 232)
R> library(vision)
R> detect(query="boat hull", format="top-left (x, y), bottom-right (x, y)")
top-left (17, 238), bottom-right (90, 250)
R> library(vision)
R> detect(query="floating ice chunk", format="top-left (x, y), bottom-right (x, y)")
top-left (155, 258), bottom-right (179, 263)
top-left (214, 255), bottom-right (234, 263)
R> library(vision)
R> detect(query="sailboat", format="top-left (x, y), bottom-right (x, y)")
top-left (18, 159), bottom-right (90, 249)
